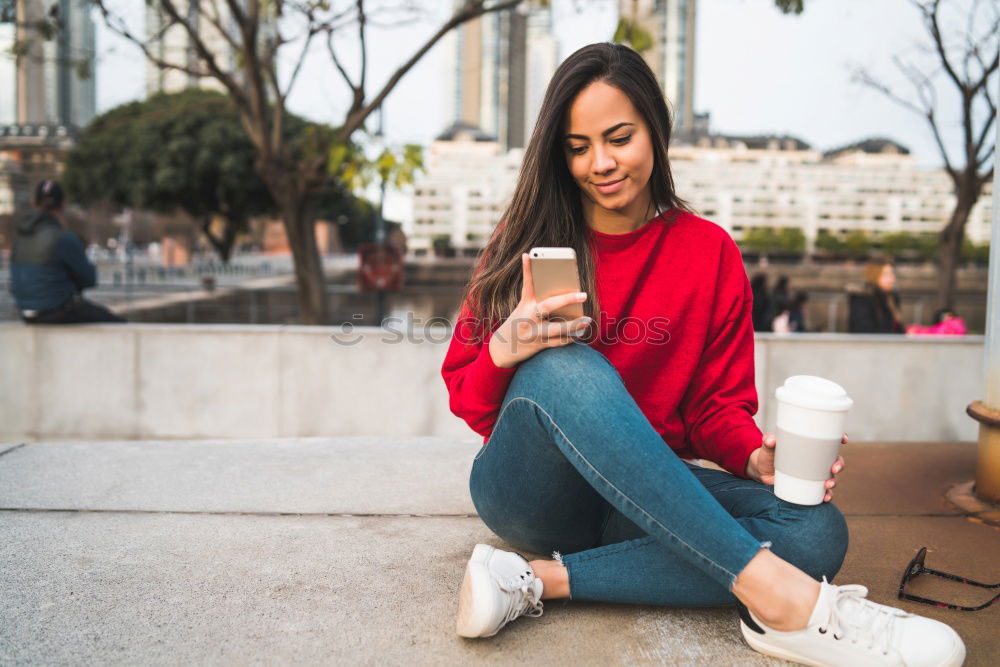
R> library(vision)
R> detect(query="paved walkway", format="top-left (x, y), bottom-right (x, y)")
top-left (0, 438), bottom-right (996, 665)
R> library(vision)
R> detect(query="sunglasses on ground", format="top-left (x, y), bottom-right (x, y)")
top-left (898, 547), bottom-right (999, 611)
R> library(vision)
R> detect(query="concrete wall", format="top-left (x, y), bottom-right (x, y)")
top-left (0, 323), bottom-right (985, 442)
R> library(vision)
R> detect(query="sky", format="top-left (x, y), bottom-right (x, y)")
top-left (97, 0), bottom-right (984, 166)
top-left (91, 0), bottom-right (994, 222)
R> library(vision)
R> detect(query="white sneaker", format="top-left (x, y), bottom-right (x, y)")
top-left (456, 543), bottom-right (544, 638)
top-left (739, 578), bottom-right (966, 667)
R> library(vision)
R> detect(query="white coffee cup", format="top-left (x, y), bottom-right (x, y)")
top-left (773, 375), bottom-right (853, 505)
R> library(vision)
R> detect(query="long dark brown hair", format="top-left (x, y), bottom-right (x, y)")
top-left (458, 42), bottom-right (692, 342)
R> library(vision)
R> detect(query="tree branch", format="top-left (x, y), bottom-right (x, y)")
top-left (854, 53), bottom-right (966, 181)
top-left (295, 0), bottom-right (379, 36)
top-left (979, 163), bottom-right (994, 189)
top-left (199, 0), bottom-right (242, 54)
top-left (923, 0), bottom-right (965, 91)
top-left (221, 0), bottom-right (272, 152)
top-left (325, 29), bottom-right (351, 86)
top-left (335, 0), bottom-right (526, 142)
top-left (92, 1), bottom-right (215, 80)
top-left (969, 48), bottom-right (999, 98)
top-left (854, 66), bottom-right (925, 116)
top-left (282, 26), bottom-right (319, 100)
top-left (976, 142), bottom-right (995, 173)
top-left (973, 89), bottom-right (996, 167)
top-left (157, 0), bottom-right (248, 106)
top-left (358, 0), bottom-right (368, 99)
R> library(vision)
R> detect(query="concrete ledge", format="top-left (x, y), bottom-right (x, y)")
top-left (0, 323), bottom-right (985, 442)
top-left (0, 436), bottom-right (480, 515)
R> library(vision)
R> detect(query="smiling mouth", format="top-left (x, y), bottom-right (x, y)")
top-left (594, 177), bottom-right (625, 186)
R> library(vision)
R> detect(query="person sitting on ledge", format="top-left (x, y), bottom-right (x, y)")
top-left (9, 179), bottom-right (125, 325)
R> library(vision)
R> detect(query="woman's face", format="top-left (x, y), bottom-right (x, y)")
top-left (563, 80), bottom-right (655, 222)
top-left (877, 263), bottom-right (896, 291)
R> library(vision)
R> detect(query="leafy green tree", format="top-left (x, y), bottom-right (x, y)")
top-left (775, 227), bottom-right (806, 254)
top-left (65, 89), bottom-right (371, 262)
top-left (878, 232), bottom-right (914, 259)
top-left (841, 230), bottom-right (873, 259)
top-left (740, 227), bottom-right (805, 255)
top-left (65, 90), bottom-right (276, 262)
top-left (774, 0), bottom-right (805, 14)
top-left (612, 0), bottom-right (654, 54)
top-left (814, 230), bottom-right (844, 255)
top-left (814, 230), bottom-right (875, 259)
top-left (961, 238), bottom-right (990, 265)
top-left (79, 0), bottom-right (545, 324)
top-left (877, 231), bottom-right (938, 262)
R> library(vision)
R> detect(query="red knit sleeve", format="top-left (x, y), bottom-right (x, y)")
top-left (440, 300), bottom-right (518, 439)
top-left (678, 236), bottom-right (763, 478)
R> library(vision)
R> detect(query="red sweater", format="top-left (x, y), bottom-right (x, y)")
top-left (440, 209), bottom-right (763, 478)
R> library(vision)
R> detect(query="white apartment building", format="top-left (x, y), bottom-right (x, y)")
top-left (670, 137), bottom-right (992, 250)
top-left (407, 123), bottom-right (522, 256)
top-left (408, 134), bottom-right (992, 256)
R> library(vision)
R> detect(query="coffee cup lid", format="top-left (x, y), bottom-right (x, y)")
top-left (774, 375), bottom-right (853, 412)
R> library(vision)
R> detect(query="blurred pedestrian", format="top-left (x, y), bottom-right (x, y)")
top-left (9, 179), bottom-right (125, 324)
top-left (847, 255), bottom-right (903, 333)
top-left (770, 275), bottom-right (790, 317)
top-left (787, 291), bottom-right (809, 332)
top-left (750, 273), bottom-right (773, 332)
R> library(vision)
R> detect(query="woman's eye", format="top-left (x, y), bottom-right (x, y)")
top-left (569, 136), bottom-right (631, 154)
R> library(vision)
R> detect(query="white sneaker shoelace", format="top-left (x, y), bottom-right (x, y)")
top-left (498, 571), bottom-right (543, 625)
top-left (815, 580), bottom-right (911, 656)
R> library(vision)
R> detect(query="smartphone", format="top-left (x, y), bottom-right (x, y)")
top-left (528, 247), bottom-right (585, 322)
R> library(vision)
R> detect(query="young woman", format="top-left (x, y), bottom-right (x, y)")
top-left (848, 256), bottom-right (905, 334)
top-left (440, 43), bottom-right (964, 666)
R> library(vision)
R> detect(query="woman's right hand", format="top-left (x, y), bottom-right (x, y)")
top-left (488, 253), bottom-right (593, 368)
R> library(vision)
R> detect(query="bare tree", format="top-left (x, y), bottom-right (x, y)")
top-left (88, 0), bottom-right (538, 324)
top-left (854, 0), bottom-right (997, 311)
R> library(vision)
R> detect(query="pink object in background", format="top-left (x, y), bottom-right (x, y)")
top-left (905, 316), bottom-right (968, 336)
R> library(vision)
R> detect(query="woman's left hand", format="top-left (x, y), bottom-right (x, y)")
top-left (746, 432), bottom-right (848, 503)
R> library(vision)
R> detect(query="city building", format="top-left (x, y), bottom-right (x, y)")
top-left (618, 0), bottom-right (697, 136)
top-left (0, 123), bottom-right (77, 249)
top-left (0, 0), bottom-right (96, 127)
top-left (145, 1), bottom-right (239, 95)
top-left (0, 153), bottom-right (30, 248)
top-left (442, 0), bottom-right (558, 152)
top-left (407, 131), bottom-right (992, 257)
top-left (0, 1), bottom-right (15, 124)
top-left (406, 122), bottom-right (522, 256)
top-left (669, 136), bottom-right (993, 250)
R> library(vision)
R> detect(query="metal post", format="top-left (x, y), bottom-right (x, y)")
top-left (970, 64), bottom-right (1000, 503)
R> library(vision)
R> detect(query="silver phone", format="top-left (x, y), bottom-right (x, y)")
top-left (529, 247), bottom-right (585, 322)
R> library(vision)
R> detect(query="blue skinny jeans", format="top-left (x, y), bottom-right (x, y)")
top-left (469, 341), bottom-right (849, 605)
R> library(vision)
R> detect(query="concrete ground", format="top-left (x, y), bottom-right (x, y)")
top-left (0, 438), bottom-right (996, 666)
